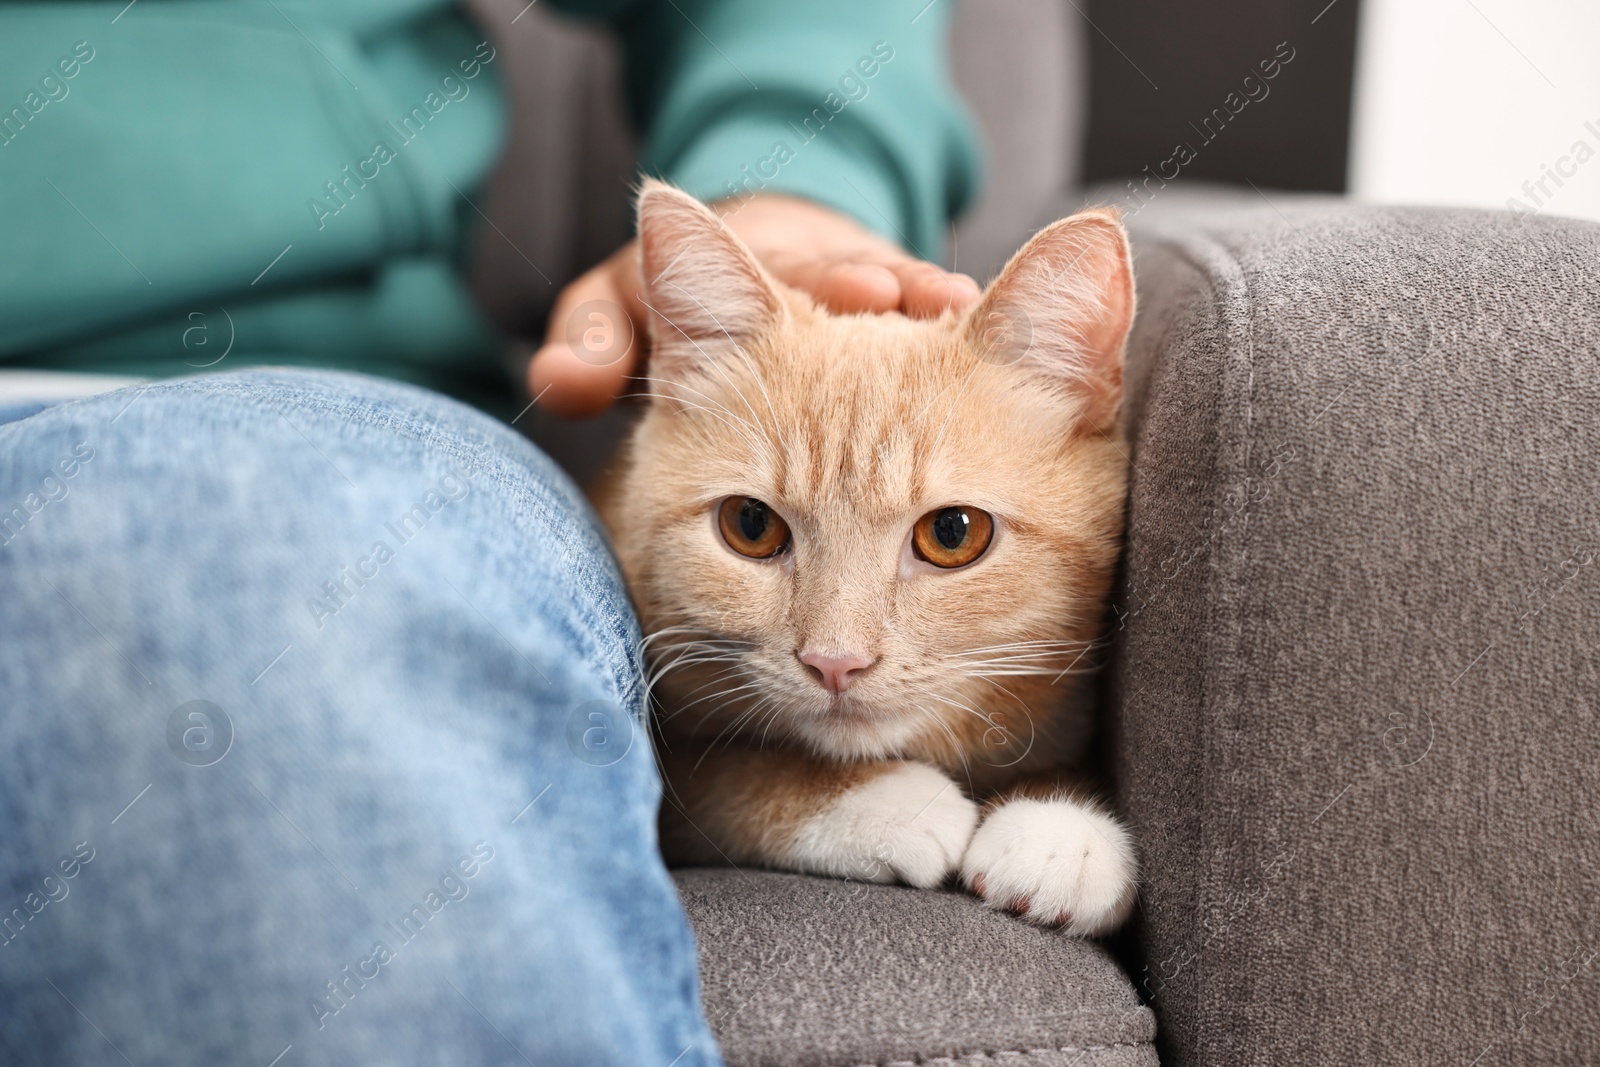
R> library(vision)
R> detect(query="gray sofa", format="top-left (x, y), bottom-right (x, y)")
top-left (474, 2), bottom-right (1600, 1063)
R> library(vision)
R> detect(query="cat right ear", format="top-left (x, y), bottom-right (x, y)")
top-left (636, 181), bottom-right (783, 391)
top-left (964, 209), bottom-right (1134, 432)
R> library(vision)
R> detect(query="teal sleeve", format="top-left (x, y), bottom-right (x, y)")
top-left (555, 0), bottom-right (982, 261)
top-left (0, 1), bottom-right (507, 397)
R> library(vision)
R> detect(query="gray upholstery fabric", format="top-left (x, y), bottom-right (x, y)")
top-left (675, 869), bottom-right (1156, 1067)
top-left (1111, 195), bottom-right (1600, 1065)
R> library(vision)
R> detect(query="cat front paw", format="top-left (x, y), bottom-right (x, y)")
top-left (961, 797), bottom-right (1137, 936)
top-left (788, 762), bottom-right (978, 888)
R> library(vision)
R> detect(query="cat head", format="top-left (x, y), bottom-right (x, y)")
top-left (604, 180), bottom-right (1133, 772)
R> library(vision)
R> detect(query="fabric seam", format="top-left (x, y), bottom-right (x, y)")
top-left (1138, 228), bottom-right (1256, 1066)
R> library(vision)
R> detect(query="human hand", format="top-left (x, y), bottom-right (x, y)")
top-left (526, 193), bottom-right (981, 417)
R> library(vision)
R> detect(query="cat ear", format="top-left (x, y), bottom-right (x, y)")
top-left (636, 180), bottom-right (783, 388)
top-left (965, 209), bottom-right (1134, 431)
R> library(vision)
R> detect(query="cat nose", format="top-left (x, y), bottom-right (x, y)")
top-left (797, 650), bottom-right (879, 694)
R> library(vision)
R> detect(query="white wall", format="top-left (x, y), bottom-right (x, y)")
top-left (1349, 0), bottom-right (1600, 221)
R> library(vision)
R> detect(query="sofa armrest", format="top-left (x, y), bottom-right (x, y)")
top-left (1113, 197), bottom-right (1600, 1066)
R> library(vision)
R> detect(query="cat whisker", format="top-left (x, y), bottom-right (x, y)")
top-left (629, 295), bottom-right (778, 454)
top-left (1047, 641), bottom-right (1099, 685)
top-left (640, 624), bottom-right (727, 649)
top-left (632, 382), bottom-right (773, 459)
top-left (945, 639), bottom-right (1106, 684)
top-left (664, 676), bottom-right (765, 726)
top-left (947, 638), bottom-right (1103, 658)
top-left (652, 652), bottom-right (746, 677)
top-left (649, 662), bottom-right (748, 713)
top-left (757, 698), bottom-right (793, 749)
top-left (739, 694), bottom-right (788, 742)
top-left (924, 691), bottom-right (1008, 736)
top-left (654, 656), bottom-right (746, 677)
top-left (949, 651), bottom-right (1090, 666)
top-left (628, 361), bottom-right (767, 436)
top-left (641, 628), bottom-right (752, 661)
top-left (948, 644), bottom-right (1092, 657)
top-left (927, 689), bottom-right (1040, 768)
top-left (912, 702), bottom-right (973, 778)
top-left (653, 659), bottom-right (747, 700)
top-left (957, 667), bottom-right (1096, 678)
top-left (649, 385), bottom-right (768, 449)
top-left (647, 639), bottom-right (752, 661)
top-left (648, 641), bottom-right (749, 662)
top-left (660, 282), bottom-right (784, 445)
top-left (693, 693), bottom-right (778, 771)
top-left (659, 283), bottom-right (784, 454)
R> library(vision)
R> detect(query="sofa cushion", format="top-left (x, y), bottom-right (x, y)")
top-left (675, 869), bottom-right (1156, 1067)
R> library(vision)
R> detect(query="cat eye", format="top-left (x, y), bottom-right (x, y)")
top-left (912, 506), bottom-right (994, 569)
top-left (717, 496), bottom-right (791, 559)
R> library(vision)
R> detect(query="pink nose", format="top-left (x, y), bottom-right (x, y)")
top-left (797, 651), bottom-right (879, 694)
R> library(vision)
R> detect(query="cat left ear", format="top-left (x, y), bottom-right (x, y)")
top-left (636, 180), bottom-right (783, 389)
top-left (965, 209), bottom-right (1134, 431)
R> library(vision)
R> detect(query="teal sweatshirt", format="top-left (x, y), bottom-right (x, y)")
top-left (0, 0), bottom-right (978, 411)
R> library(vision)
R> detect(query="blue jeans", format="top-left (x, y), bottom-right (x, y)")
top-left (0, 369), bottom-right (722, 1067)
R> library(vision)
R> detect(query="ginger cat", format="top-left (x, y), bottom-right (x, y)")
top-left (600, 181), bottom-right (1137, 936)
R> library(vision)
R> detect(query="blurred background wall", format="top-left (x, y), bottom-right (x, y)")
top-left (1081, 0), bottom-right (1360, 193)
top-left (1079, 0), bottom-right (1600, 222)
top-left (1350, 0), bottom-right (1600, 222)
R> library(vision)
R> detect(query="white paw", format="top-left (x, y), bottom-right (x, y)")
top-left (961, 797), bottom-right (1137, 936)
top-left (788, 762), bottom-right (978, 888)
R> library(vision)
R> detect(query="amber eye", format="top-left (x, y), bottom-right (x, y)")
top-left (912, 506), bottom-right (994, 569)
top-left (717, 497), bottom-right (791, 559)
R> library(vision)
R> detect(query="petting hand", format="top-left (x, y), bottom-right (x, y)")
top-left (527, 194), bottom-right (981, 417)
